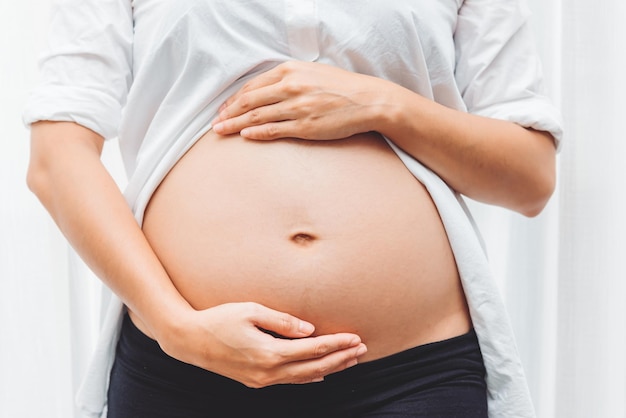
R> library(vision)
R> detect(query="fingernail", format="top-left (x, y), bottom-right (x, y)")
top-left (346, 359), bottom-right (358, 368)
top-left (299, 321), bottom-right (315, 334)
top-left (356, 345), bottom-right (367, 357)
top-left (312, 377), bottom-right (324, 383)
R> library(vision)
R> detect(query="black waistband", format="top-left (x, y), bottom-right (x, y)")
top-left (116, 312), bottom-right (484, 392)
top-left (112, 313), bottom-right (487, 417)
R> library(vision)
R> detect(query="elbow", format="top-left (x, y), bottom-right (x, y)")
top-left (519, 195), bottom-right (551, 218)
top-left (26, 122), bottom-right (55, 202)
top-left (26, 156), bottom-right (52, 204)
top-left (518, 130), bottom-right (558, 217)
top-left (514, 130), bottom-right (558, 217)
top-left (517, 167), bottom-right (556, 218)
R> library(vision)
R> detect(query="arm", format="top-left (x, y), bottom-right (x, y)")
top-left (212, 1), bottom-right (561, 217)
top-left (374, 84), bottom-right (557, 217)
top-left (27, 122), bottom-right (190, 331)
top-left (212, 62), bottom-right (556, 216)
top-left (27, 121), bottom-right (365, 386)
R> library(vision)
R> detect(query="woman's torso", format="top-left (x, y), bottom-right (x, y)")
top-left (121, 0), bottom-right (465, 185)
top-left (140, 130), bottom-right (471, 361)
top-left (126, 0), bottom-right (471, 363)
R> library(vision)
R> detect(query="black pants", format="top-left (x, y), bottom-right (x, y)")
top-left (107, 314), bottom-right (488, 417)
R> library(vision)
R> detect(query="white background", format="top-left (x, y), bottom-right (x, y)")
top-left (2, 1), bottom-right (625, 417)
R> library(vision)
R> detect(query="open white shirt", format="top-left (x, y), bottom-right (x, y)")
top-left (24, 1), bottom-right (563, 416)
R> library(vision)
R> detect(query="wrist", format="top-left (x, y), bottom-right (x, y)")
top-left (367, 79), bottom-right (409, 137)
top-left (135, 290), bottom-right (194, 342)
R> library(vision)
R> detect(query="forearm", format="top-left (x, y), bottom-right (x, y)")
top-left (373, 81), bottom-right (557, 216)
top-left (27, 121), bottom-right (191, 338)
top-left (27, 121), bottom-right (367, 384)
top-left (210, 62), bottom-right (556, 216)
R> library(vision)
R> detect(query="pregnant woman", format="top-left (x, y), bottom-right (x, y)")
top-left (24, 1), bottom-right (562, 417)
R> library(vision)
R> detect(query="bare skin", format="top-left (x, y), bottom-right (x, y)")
top-left (27, 121), bottom-right (366, 387)
top-left (213, 61), bottom-right (556, 216)
top-left (27, 61), bottom-right (556, 387)
top-left (141, 130), bottom-right (472, 362)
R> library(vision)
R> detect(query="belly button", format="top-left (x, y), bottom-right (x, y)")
top-left (290, 233), bottom-right (317, 246)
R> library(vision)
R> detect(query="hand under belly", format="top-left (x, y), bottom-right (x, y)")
top-left (142, 130), bottom-right (471, 361)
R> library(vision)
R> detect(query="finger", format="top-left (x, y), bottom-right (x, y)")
top-left (273, 333), bottom-right (364, 363)
top-left (219, 84), bottom-right (285, 122)
top-left (250, 304), bottom-right (316, 338)
top-left (240, 120), bottom-right (295, 140)
top-left (240, 119), bottom-right (329, 141)
top-left (213, 105), bottom-right (290, 137)
top-left (219, 69), bottom-right (284, 114)
top-left (278, 342), bottom-right (368, 384)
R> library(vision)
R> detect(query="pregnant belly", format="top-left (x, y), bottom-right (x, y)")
top-left (142, 130), bottom-right (471, 361)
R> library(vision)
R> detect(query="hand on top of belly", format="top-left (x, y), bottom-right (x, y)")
top-left (157, 302), bottom-right (367, 388)
top-left (211, 61), bottom-right (390, 141)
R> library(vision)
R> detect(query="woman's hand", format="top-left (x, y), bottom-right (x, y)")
top-left (156, 302), bottom-right (367, 388)
top-left (212, 61), bottom-right (388, 140)
top-left (212, 61), bottom-right (556, 216)
top-left (28, 121), bottom-right (366, 388)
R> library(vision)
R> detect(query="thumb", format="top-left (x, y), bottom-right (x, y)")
top-left (251, 305), bottom-right (316, 339)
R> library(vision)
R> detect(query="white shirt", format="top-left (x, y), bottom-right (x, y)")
top-left (24, 1), bottom-right (563, 417)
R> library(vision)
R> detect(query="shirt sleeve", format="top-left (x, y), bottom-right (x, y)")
top-left (454, 0), bottom-right (563, 148)
top-left (23, 0), bottom-right (133, 140)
